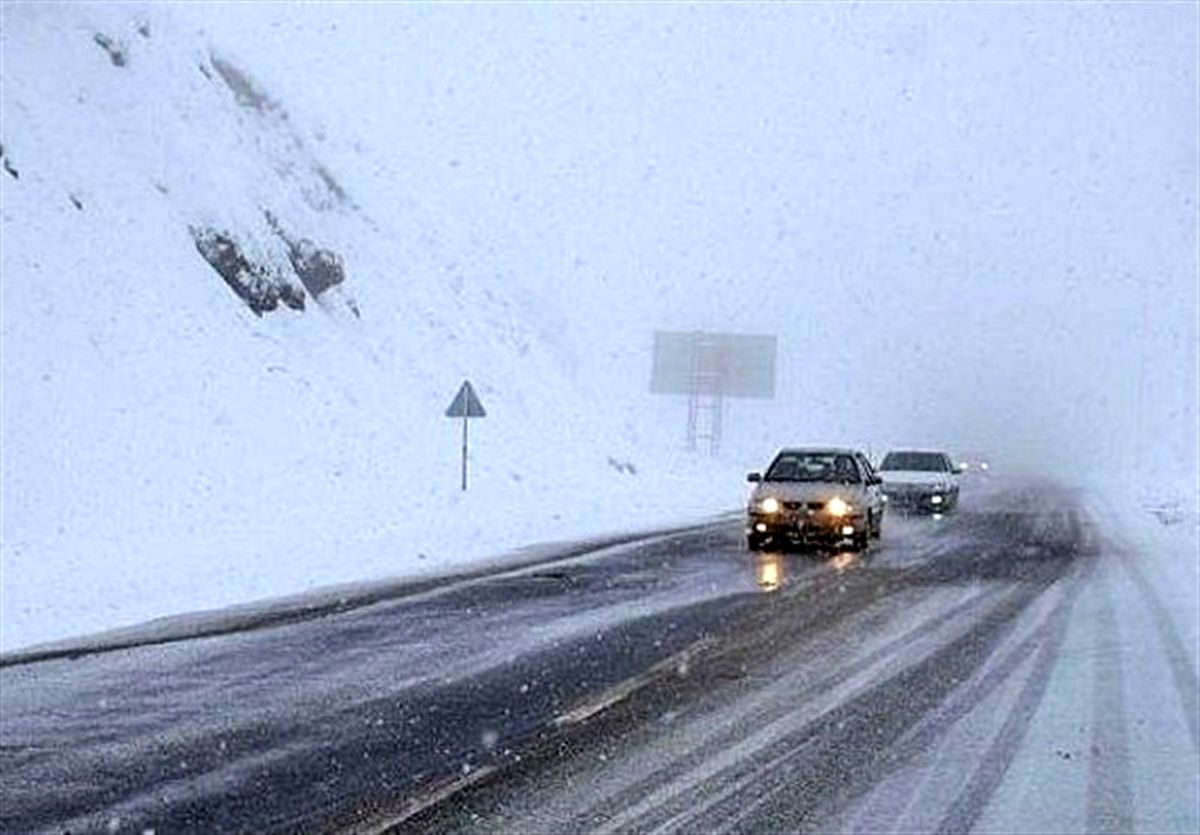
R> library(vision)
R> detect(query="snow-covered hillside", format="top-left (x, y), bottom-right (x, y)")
top-left (2, 3), bottom-right (1195, 651)
top-left (0, 5), bottom-right (742, 651)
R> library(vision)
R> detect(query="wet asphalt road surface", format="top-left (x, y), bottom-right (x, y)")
top-left (0, 479), bottom-right (1094, 834)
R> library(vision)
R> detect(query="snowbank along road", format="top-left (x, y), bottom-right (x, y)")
top-left (1, 478), bottom-right (1195, 834)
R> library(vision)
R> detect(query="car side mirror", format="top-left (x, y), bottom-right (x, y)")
top-left (747, 472), bottom-right (762, 483)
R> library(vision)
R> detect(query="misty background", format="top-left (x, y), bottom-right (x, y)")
top-left (1, 2), bottom-right (1195, 649)
top-left (192, 2), bottom-right (1196, 479)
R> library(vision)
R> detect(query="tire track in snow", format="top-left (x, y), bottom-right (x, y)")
top-left (929, 549), bottom-right (1094, 834)
top-left (1113, 544), bottom-right (1199, 751)
top-left (1084, 560), bottom-right (1135, 835)
top-left (701, 561), bottom-right (1077, 833)
top-left (580, 585), bottom-right (1008, 835)
top-left (403, 491), bottom-right (1089, 835)
top-left (827, 556), bottom-right (1087, 835)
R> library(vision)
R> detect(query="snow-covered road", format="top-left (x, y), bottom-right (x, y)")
top-left (0, 479), bottom-right (1195, 834)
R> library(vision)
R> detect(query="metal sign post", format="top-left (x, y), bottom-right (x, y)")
top-left (460, 413), bottom-right (468, 491)
top-left (444, 380), bottom-right (487, 491)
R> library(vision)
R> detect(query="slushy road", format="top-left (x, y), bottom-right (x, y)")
top-left (1, 480), bottom-right (1120, 833)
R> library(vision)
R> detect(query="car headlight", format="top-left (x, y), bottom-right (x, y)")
top-left (758, 497), bottom-right (780, 514)
top-left (826, 497), bottom-right (851, 517)
top-left (931, 494), bottom-right (944, 505)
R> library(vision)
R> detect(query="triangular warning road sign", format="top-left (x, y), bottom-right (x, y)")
top-left (445, 380), bottom-right (487, 418)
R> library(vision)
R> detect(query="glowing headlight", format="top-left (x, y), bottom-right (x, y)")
top-left (826, 497), bottom-right (851, 517)
top-left (931, 495), bottom-right (944, 505)
top-left (759, 497), bottom-right (780, 514)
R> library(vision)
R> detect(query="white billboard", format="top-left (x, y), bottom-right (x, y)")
top-left (650, 331), bottom-right (777, 399)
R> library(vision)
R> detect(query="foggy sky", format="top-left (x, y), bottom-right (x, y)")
top-left (190, 2), bottom-right (1197, 482)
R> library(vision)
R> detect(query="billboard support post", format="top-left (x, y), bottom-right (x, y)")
top-left (651, 331), bottom-right (776, 456)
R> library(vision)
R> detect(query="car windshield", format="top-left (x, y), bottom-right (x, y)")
top-left (766, 452), bottom-right (861, 483)
top-left (879, 452), bottom-right (949, 472)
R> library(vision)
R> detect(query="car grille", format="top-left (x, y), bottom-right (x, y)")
top-left (885, 484), bottom-right (930, 496)
top-left (783, 501), bottom-right (826, 511)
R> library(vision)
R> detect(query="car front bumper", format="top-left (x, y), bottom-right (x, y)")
top-left (883, 488), bottom-right (956, 513)
top-left (747, 511), bottom-right (864, 544)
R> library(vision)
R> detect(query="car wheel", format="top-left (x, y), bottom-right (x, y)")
top-left (853, 521), bottom-right (870, 552)
top-left (869, 510), bottom-right (882, 539)
top-left (747, 534), bottom-right (765, 552)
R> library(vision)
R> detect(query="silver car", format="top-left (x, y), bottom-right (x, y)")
top-left (877, 449), bottom-right (961, 513)
top-left (746, 447), bottom-right (886, 551)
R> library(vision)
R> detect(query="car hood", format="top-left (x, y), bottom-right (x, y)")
top-left (880, 470), bottom-right (953, 489)
top-left (750, 482), bottom-right (867, 504)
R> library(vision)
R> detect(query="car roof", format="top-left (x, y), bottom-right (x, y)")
top-left (774, 447), bottom-right (862, 456)
top-left (883, 448), bottom-right (949, 455)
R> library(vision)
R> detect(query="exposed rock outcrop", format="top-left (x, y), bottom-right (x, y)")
top-left (92, 33), bottom-right (127, 67)
top-left (287, 239), bottom-right (345, 298)
top-left (264, 211), bottom-right (356, 315)
top-left (191, 227), bottom-right (304, 316)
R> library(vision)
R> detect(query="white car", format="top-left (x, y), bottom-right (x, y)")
top-left (877, 449), bottom-right (960, 513)
top-left (746, 447), bottom-right (886, 551)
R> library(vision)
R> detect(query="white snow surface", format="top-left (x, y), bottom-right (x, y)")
top-left (976, 488), bottom-right (1200, 834)
top-left (2, 4), bottom-right (1196, 651)
top-left (0, 5), bottom-right (748, 651)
